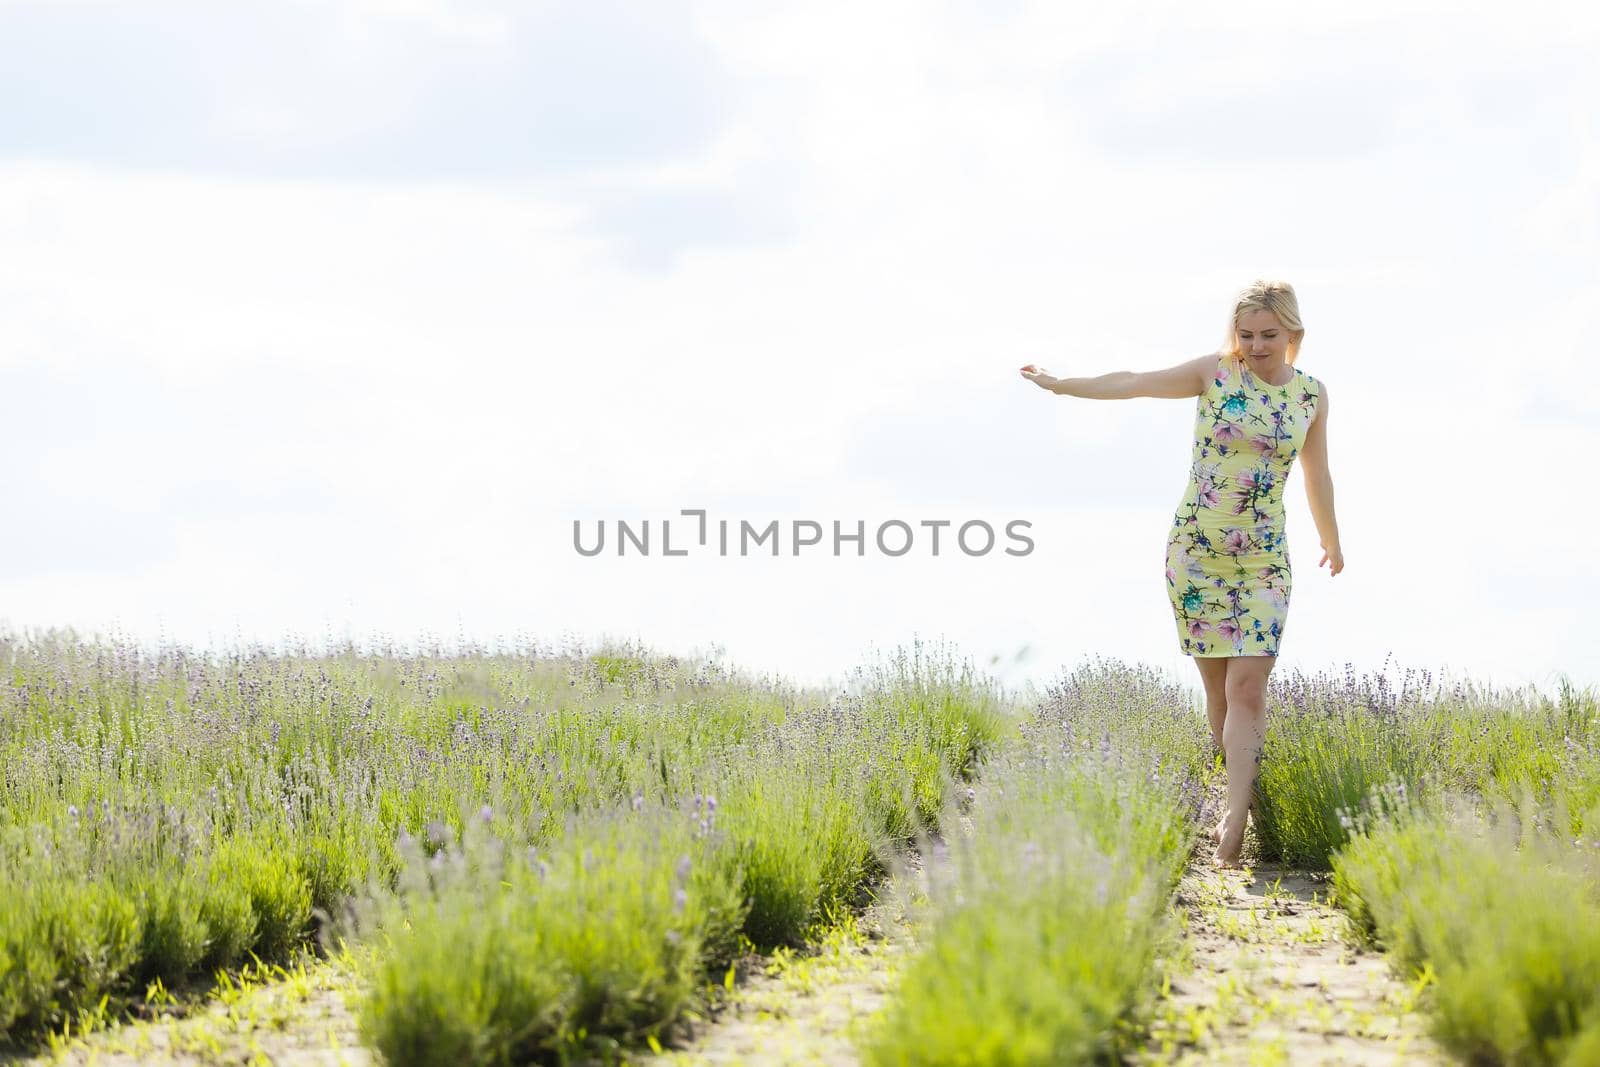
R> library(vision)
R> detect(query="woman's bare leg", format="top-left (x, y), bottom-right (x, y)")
top-left (1217, 655), bottom-right (1275, 865)
top-left (1194, 656), bottom-right (1230, 844)
top-left (1195, 656), bottom-right (1229, 751)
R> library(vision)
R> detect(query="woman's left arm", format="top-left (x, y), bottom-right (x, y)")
top-left (1300, 386), bottom-right (1344, 575)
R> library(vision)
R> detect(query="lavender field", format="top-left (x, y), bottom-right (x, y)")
top-left (2, 632), bottom-right (1597, 1066)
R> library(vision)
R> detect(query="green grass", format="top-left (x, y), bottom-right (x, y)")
top-left (0, 629), bottom-right (1008, 1060)
top-left (862, 663), bottom-right (1202, 1067)
top-left (1253, 662), bottom-right (1600, 1065)
top-left (1333, 794), bottom-right (1600, 1065)
top-left (1251, 666), bottom-right (1600, 869)
top-left (11, 631), bottom-right (1600, 1067)
top-left (357, 807), bottom-right (744, 1065)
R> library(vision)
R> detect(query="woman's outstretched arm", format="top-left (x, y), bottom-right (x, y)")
top-left (1019, 353), bottom-right (1213, 399)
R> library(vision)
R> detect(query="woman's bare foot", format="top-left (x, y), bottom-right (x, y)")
top-left (1213, 811), bottom-right (1248, 867)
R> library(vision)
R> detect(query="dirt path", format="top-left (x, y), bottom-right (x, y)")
top-left (22, 953), bottom-right (371, 1067)
top-left (643, 841), bottom-right (942, 1067)
top-left (643, 907), bottom-right (905, 1066)
top-left (1136, 862), bottom-right (1443, 1066)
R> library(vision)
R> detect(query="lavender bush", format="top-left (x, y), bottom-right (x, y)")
top-left (864, 661), bottom-right (1204, 1066)
top-left (0, 629), bottom-right (1006, 1060)
top-left (1252, 658), bottom-right (1599, 867)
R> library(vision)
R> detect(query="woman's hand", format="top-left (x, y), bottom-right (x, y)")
top-left (1319, 542), bottom-right (1344, 577)
top-left (1020, 364), bottom-right (1059, 392)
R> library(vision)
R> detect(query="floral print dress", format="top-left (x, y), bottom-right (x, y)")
top-left (1165, 354), bottom-right (1323, 657)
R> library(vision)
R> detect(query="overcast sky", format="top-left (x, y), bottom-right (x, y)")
top-left (2, 0), bottom-right (1596, 700)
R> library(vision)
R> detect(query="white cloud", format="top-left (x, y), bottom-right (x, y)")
top-left (1, 1), bottom-right (1596, 697)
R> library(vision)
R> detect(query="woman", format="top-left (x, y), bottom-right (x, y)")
top-left (1019, 279), bottom-right (1344, 867)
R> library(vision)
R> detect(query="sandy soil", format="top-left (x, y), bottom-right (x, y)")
top-left (642, 844), bottom-right (937, 1067)
top-left (1135, 862), bottom-right (1444, 1066)
top-left (20, 952), bottom-right (372, 1067)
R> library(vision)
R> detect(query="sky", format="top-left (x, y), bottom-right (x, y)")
top-left (2, 0), bottom-right (1596, 702)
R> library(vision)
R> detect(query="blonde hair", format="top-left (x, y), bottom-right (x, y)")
top-left (1220, 279), bottom-right (1306, 367)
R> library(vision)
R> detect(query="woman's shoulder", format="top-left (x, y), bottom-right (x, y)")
top-left (1207, 352), bottom-right (1235, 390)
top-left (1294, 368), bottom-right (1328, 420)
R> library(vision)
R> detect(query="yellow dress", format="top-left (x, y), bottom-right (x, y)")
top-left (1165, 354), bottom-right (1323, 657)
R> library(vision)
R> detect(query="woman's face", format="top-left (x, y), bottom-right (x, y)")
top-left (1235, 308), bottom-right (1297, 365)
